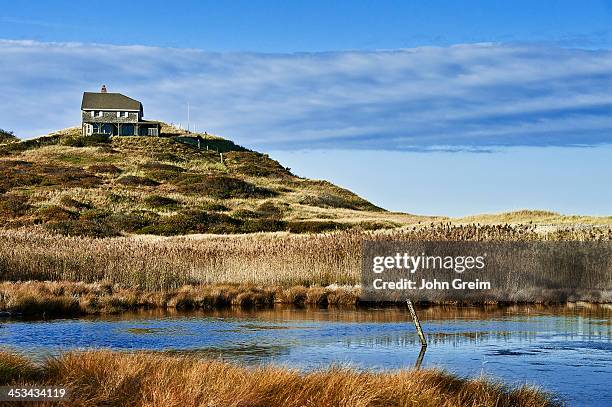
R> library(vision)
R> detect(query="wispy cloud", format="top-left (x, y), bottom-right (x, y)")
top-left (1, 39), bottom-right (612, 151)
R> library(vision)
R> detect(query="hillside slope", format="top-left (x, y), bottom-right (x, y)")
top-left (0, 129), bottom-right (18, 144)
top-left (0, 126), bottom-right (402, 237)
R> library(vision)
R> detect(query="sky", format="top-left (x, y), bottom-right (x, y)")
top-left (1, 1), bottom-right (611, 216)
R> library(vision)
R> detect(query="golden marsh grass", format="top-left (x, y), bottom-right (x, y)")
top-left (0, 350), bottom-right (557, 407)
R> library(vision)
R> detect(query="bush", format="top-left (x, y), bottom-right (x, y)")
top-left (0, 128), bottom-right (17, 144)
top-left (35, 206), bottom-right (79, 222)
top-left (256, 201), bottom-right (286, 219)
top-left (241, 219), bottom-right (287, 233)
top-left (0, 194), bottom-right (30, 218)
top-left (232, 209), bottom-right (261, 219)
top-left (200, 202), bottom-right (230, 212)
top-left (138, 210), bottom-right (242, 235)
top-left (60, 134), bottom-right (110, 147)
top-left (59, 196), bottom-right (92, 210)
top-left (37, 165), bottom-right (101, 189)
top-left (44, 219), bottom-right (120, 238)
top-left (87, 164), bottom-right (122, 175)
top-left (117, 176), bottom-right (159, 187)
top-left (224, 151), bottom-right (293, 177)
top-left (107, 212), bottom-right (155, 232)
top-left (144, 195), bottom-right (180, 209)
top-left (141, 162), bottom-right (186, 182)
top-left (177, 175), bottom-right (276, 199)
top-left (299, 193), bottom-right (360, 210)
top-left (287, 221), bottom-right (347, 234)
top-left (0, 161), bottom-right (42, 193)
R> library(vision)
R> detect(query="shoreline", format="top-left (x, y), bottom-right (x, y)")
top-left (0, 281), bottom-right (609, 318)
top-left (0, 350), bottom-right (558, 406)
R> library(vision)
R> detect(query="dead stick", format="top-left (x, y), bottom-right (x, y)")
top-left (406, 299), bottom-right (427, 347)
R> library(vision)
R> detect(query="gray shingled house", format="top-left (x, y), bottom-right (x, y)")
top-left (81, 85), bottom-right (161, 137)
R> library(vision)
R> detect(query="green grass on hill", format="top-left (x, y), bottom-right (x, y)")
top-left (0, 125), bottom-right (385, 237)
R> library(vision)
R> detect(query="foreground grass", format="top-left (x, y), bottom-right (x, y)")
top-left (0, 350), bottom-right (557, 407)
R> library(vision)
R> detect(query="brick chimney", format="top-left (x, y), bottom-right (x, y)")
top-left (101, 85), bottom-right (107, 93)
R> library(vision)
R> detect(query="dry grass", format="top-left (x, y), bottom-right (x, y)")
top-left (0, 350), bottom-right (557, 407)
top-left (0, 224), bottom-right (610, 307)
top-left (0, 281), bottom-right (360, 316)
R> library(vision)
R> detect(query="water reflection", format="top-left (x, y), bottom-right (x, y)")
top-left (0, 304), bottom-right (610, 406)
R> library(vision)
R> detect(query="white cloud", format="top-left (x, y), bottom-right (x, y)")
top-left (1, 39), bottom-right (612, 150)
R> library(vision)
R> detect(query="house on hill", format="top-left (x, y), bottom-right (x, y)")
top-left (81, 85), bottom-right (160, 137)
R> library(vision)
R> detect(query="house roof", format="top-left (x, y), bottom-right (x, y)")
top-left (81, 92), bottom-right (142, 111)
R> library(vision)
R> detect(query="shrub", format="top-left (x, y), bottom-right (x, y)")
top-left (232, 209), bottom-right (261, 219)
top-left (117, 176), bottom-right (159, 187)
top-left (299, 193), bottom-right (360, 210)
top-left (107, 212), bottom-right (154, 232)
top-left (0, 128), bottom-right (17, 144)
top-left (241, 219), bottom-right (287, 233)
top-left (256, 201), bottom-right (286, 219)
top-left (87, 164), bottom-right (122, 175)
top-left (60, 134), bottom-right (110, 147)
top-left (138, 210), bottom-right (243, 235)
top-left (144, 195), bottom-right (180, 209)
top-left (35, 206), bottom-right (79, 222)
top-left (224, 151), bottom-right (293, 177)
top-left (287, 221), bottom-right (347, 234)
top-left (177, 174), bottom-right (276, 199)
top-left (59, 196), bottom-right (92, 210)
top-left (200, 202), bottom-right (230, 212)
top-left (37, 165), bottom-right (101, 189)
top-left (44, 219), bottom-right (120, 238)
top-left (140, 162), bottom-right (186, 182)
top-left (0, 194), bottom-right (30, 218)
top-left (0, 160), bottom-right (42, 192)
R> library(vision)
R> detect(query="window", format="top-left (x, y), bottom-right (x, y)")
top-left (117, 112), bottom-right (121, 118)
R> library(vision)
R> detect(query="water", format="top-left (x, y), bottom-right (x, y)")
top-left (1, 305), bottom-right (610, 406)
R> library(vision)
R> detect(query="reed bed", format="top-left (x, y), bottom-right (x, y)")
top-left (0, 224), bottom-right (610, 303)
top-left (0, 350), bottom-right (557, 407)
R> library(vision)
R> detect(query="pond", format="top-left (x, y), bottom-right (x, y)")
top-left (1, 304), bottom-right (610, 406)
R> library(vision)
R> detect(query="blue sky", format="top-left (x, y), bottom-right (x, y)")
top-left (1, 1), bottom-right (611, 216)
top-left (3, 0), bottom-right (612, 51)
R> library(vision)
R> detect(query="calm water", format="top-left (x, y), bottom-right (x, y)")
top-left (1, 305), bottom-right (610, 406)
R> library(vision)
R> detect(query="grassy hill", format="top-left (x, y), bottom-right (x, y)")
top-left (0, 125), bottom-right (401, 237)
top-left (1, 125), bottom-right (610, 238)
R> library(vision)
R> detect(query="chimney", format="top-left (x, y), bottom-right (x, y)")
top-left (101, 85), bottom-right (107, 93)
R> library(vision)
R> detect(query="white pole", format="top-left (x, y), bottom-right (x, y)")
top-left (187, 102), bottom-right (190, 133)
